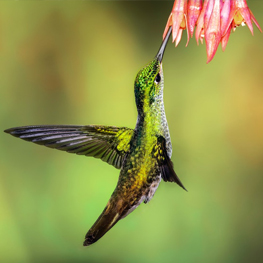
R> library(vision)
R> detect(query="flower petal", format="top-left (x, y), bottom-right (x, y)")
top-left (220, 0), bottom-right (231, 35)
top-left (223, 2), bottom-right (236, 36)
top-left (170, 0), bottom-right (186, 42)
top-left (221, 25), bottom-right (231, 51)
top-left (250, 10), bottom-right (263, 33)
top-left (183, 1), bottom-right (190, 47)
top-left (238, 5), bottom-right (254, 35)
top-left (204, 0), bottom-right (215, 31)
top-left (175, 28), bottom-right (183, 47)
top-left (205, 0), bottom-right (222, 63)
top-left (195, 0), bottom-right (209, 45)
top-left (187, 0), bottom-right (202, 38)
top-left (163, 13), bottom-right (173, 39)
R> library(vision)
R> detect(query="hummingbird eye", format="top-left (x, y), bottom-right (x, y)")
top-left (154, 73), bottom-right (161, 84)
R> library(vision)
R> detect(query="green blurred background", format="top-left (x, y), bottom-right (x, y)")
top-left (1, 1), bottom-right (263, 263)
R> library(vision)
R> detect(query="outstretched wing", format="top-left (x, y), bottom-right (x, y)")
top-left (153, 136), bottom-right (187, 191)
top-left (5, 125), bottom-right (134, 169)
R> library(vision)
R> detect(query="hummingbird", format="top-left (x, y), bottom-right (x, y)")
top-left (4, 27), bottom-right (186, 246)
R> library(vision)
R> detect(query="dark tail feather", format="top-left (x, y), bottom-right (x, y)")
top-left (83, 202), bottom-right (122, 246)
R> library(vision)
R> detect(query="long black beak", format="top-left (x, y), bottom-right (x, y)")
top-left (156, 27), bottom-right (172, 63)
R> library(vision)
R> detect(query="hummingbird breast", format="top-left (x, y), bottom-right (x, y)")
top-left (113, 130), bottom-right (163, 218)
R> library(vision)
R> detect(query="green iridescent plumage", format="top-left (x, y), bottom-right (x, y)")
top-left (4, 27), bottom-right (186, 246)
top-left (5, 125), bottom-right (134, 169)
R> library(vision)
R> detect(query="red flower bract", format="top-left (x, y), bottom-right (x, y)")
top-left (187, 0), bottom-right (202, 38)
top-left (163, 0), bottom-right (262, 63)
top-left (224, 0), bottom-right (262, 35)
top-left (163, 0), bottom-right (189, 47)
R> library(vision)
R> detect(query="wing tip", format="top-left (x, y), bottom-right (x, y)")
top-left (162, 170), bottom-right (188, 192)
top-left (4, 127), bottom-right (30, 137)
top-left (178, 181), bottom-right (188, 192)
top-left (4, 128), bottom-right (10, 134)
top-left (4, 128), bottom-right (16, 135)
top-left (171, 170), bottom-right (188, 192)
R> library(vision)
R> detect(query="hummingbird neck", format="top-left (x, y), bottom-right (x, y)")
top-left (134, 73), bottom-right (172, 157)
top-left (135, 90), bottom-right (166, 134)
top-left (133, 61), bottom-right (172, 156)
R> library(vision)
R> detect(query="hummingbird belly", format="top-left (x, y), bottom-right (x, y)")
top-left (144, 173), bottom-right (161, 203)
top-left (121, 173), bottom-right (161, 218)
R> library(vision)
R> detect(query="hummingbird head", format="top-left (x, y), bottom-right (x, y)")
top-left (134, 27), bottom-right (172, 116)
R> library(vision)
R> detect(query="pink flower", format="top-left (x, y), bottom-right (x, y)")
top-left (187, 0), bottom-right (202, 37)
top-left (195, 0), bottom-right (209, 45)
top-left (163, 0), bottom-right (262, 63)
top-left (221, 0), bottom-right (262, 51)
top-left (205, 0), bottom-right (222, 63)
top-left (163, 0), bottom-right (189, 47)
top-left (220, 0), bottom-right (231, 36)
top-left (225, 0), bottom-right (262, 35)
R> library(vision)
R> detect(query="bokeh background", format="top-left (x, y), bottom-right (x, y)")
top-left (1, 1), bottom-right (263, 263)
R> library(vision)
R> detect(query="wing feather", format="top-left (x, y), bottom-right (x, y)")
top-left (154, 136), bottom-right (187, 191)
top-left (5, 125), bottom-right (134, 169)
